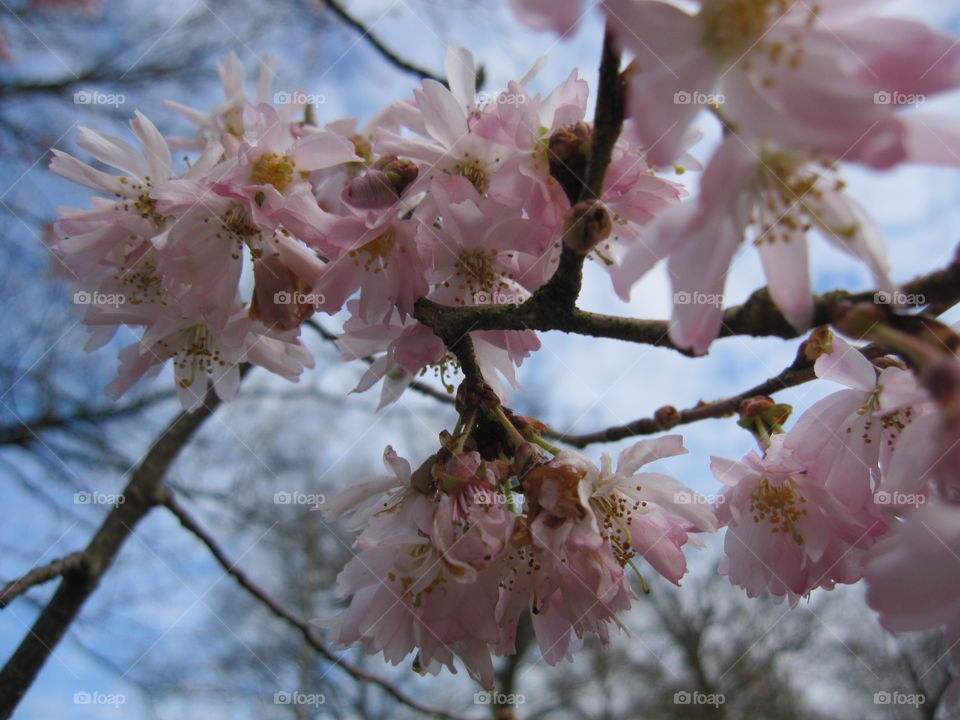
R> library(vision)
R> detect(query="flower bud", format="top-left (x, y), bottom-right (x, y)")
top-left (563, 200), bottom-right (611, 255)
top-left (548, 121), bottom-right (592, 203)
top-left (832, 302), bottom-right (887, 340)
top-left (798, 326), bottom-right (833, 364)
top-left (654, 405), bottom-right (681, 429)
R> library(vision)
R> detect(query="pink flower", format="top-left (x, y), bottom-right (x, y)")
top-left (504, 452), bottom-right (634, 663)
top-left (713, 435), bottom-right (882, 599)
top-left (603, 0), bottom-right (960, 168)
top-left (617, 137), bottom-right (893, 353)
top-left (784, 335), bottom-right (917, 523)
top-left (164, 52), bottom-right (281, 150)
top-left (210, 103), bottom-right (358, 244)
top-left (323, 447), bottom-right (503, 688)
top-left (431, 452), bottom-right (515, 582)
top-left (585, 435), bottom-right (718, 584)
top-left (864, 497), bottom-right (960, 707)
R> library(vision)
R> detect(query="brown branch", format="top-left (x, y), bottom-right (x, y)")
top-left (415, 258), bottom-right (960, 358)
top-left (548, 344), bottom-right (891, 448)
top-left (321, 0), bottom-right (446, 84)
top-left (0, 553), bottom-right (87, 609)
top-left (0, 372), bottom-right (242, 719)
top-left (161, 491), bottom-right (471, 720)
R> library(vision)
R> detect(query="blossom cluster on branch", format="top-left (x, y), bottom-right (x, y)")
top-left (45, 0), bottom-right (960, 705)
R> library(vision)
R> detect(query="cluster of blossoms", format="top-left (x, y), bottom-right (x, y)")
top-left (322, 380), bottom-right (716, 688)
top-left (49, 47), bottom-right (686, 409)
top-left (46, 0), bottom-right (960, 701)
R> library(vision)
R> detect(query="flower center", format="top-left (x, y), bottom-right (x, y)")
top-left (217, 204), bottom-right (262, 258)
top-left (699, 0), bottom-right (816, 76)
top-left (749, 475), bottom-right (807, 544)
top-left (592, 489), bottom-right (646, 568)
top-left (251, 152), bottom-right (295, 192)
top-left (752, 150), bottom-right (852, 245)
top-left (453, 155), bottom-right (489, 194)
top-left (347, 227), bottom-right (396, 272)
top-left (700, 0), bottom-right (780, 56)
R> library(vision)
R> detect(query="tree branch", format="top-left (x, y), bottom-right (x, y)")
top-left (161, 491), bottom-right (471, 720)
top-left (547, 343), bottom-right (891, 448)
top-left (0, 373), bottom-right (240, 719)
top-left (415, 258), bottom-right (960, 358)
top-left (320, 0), bottom-right (446, 84)
top-left (0, 552), bottom-right (87, 609)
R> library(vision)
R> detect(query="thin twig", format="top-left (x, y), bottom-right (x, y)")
top-left (321, 0), bottom-right (446, 84)
top-left (161, 491), bottom-right (471, 720)
top-left (548, 344), bottom-right (890, 448)
top-left (0, 552), bottom-right (87, 609)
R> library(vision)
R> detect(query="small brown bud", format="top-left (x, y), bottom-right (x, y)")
top-left (832, 302), bottom-right (887, 340)
top-left (350, 133), bottom-right (372, 163)
top-left (654, 405), bottom-right (681, 429)
top-left (563, 200), bottom-right (611, 255)
top-left (799, 326), bottom-right (833, 364)
top-left (739, 395), bottom-right (776, 419)
top-left (548, 121), bottom-right (592, 203)
top-left (373, 155), bottom-right (419, 195)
